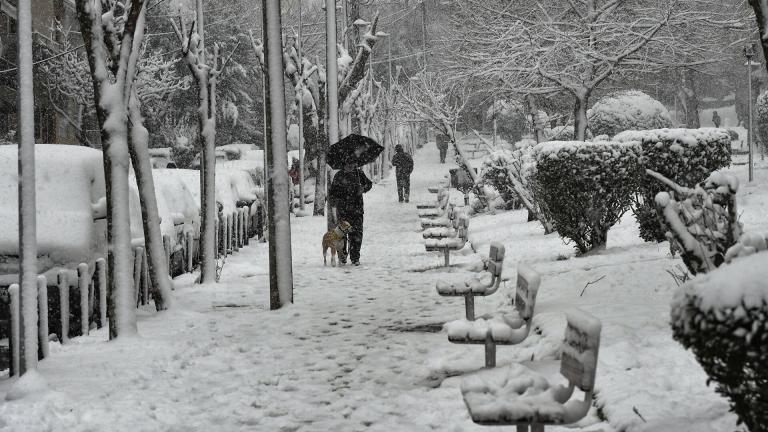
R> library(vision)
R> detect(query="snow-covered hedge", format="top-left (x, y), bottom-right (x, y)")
top-left (614, 128), bottom-right (731, 242)
top-left (588, 91), bottom-right (672, 138)
top-left (534, 141), bottom-right (642, 253)
top-left (478, 150), bottom-right (521, 209)
top-left (671, 250), bottom-right (768, 431)
top-left (652, 171), bottom-right (742, 275)
top-left (756, 91), bottom-right (768, 153)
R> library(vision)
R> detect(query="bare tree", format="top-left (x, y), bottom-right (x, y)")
top-left (75, 0), bottom-right (147, 337)
top-left (449, 0), bottom-right (743, 139)
top-left (171, 1), bottom-right (224, 284)
top-left (250, 16), bottom-right (384, 216)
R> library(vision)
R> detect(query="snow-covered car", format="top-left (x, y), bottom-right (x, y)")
top-left (130, 171), bottom-right (200, 276)
top-left (0, 145), bottom-right (114, 340)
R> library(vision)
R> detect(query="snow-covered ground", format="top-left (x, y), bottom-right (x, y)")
top-left (1, 141), bottom-right (766, 431)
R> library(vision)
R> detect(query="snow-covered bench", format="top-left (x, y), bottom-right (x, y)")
top-left (444, 263), bottom-right (540, 367)
top-left (460, 309), bottom-right (601, 431)
top-left (436, 242), bottom-right (505, 320)
top-left (417, 192), bottom-right (450, 218)
top-left (425, 215), bottom-right (470, 266)
top-left (421, 204), bottom-right (459, 230)
top-left (422, 207), bottom-right (460, 239)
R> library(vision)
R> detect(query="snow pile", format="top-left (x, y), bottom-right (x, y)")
top-left (615, 128), bottom-right (732, 242)
top-left (588, 90), bottom-right (672, 138)
top-left (460, 363), bottom-right (568, 424)
top-left (671, 250), bottom-right (768, 431)
top-left (445, 312), bottom-right (525, 343)
top-left (5, 370), bottom-right (48, 401)
top-left (0, 145), bottom-right (106, 266)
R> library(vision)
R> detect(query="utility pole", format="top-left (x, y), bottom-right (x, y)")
top-left (326, 0), bottom-right (340, 230)
top-left (421, 0), bottom-right (428, 73)
top-left (263, 0), bottom-right (294, 308)
top-left (297, 1), bottom-right (305, 211)
top-left (17, 0), bottom-right (38, 375)
top-left (746, 43), bottom-right (755, 182)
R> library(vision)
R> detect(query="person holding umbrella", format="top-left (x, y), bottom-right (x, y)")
top-left (327, 134), bottom-right (383, 266)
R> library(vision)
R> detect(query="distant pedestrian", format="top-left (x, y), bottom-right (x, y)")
top-left (712, 111), bottom-right (721, 128)
top-left (436, 134), bottom-right (449, 164)
top-left (328, 159), bottom-right (373, 266)
top-left (391, 144), bottom-right (414, 203)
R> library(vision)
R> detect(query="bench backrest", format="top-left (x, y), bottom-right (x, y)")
top-left (515, 263), bottom-right (541, 321)
top-left (560, 309), bottom-right (601, 392)
top-left (487, 242), bottom-right (505, 277)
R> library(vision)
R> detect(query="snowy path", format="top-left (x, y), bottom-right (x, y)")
top-left (0, 145), bottom-right (518, 431)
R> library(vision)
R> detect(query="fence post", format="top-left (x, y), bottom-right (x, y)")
top-left (244, 208), bottom-right (250, 245)
top-left (57, 271), bottom-right (69, 344)
top-left (9, 284), bottom-right (20, 376)
top-left (233, 211), bottom-right (240, 252)
top-left (96, 258), bottom-right (107, 328)
top-left (37, 275), bottom-right (48, 360)
top-left (186, 231), bottom-right (194, 273)
top-left (133, 247), bottom-right (143, 307)
top-left (141, 249), bottom-right (150, 305)
top-left (162, 236), bottom-right (171, 277)
top-left (77, 263), bottom-right (89, 336)
top-left (226, 214), bottom-right (232, 255)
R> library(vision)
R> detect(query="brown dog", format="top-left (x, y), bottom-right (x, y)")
top-left (323, 220), bottom-right (352, 266)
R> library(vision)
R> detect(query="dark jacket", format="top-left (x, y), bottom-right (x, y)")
top-left (392, 151), bottom-right (414, 177)
top-left (329, 168), bottom-right (372, 215)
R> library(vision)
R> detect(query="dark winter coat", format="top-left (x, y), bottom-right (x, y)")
top-left (392, 150), bottom-right (414, 178)
top-left (436, 134), bottom-right (449, 150)
top-left (329, 168), bottom-right (373, 216)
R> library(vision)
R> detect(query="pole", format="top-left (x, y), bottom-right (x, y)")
top-left (326, 0), bottom-right (340, 230)
top-left (263, 0), bottom-right (294, 308)
top-left (17, 0), bottom-right (38, 375)
top-left (298, 2), bottom-right (305, 210)
top-left (748, 59), bottom-right (754, 182)
top-left (421, 0), bottom-right (428, 73)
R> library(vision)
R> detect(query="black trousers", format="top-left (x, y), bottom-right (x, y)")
top-left (396, 174), bottom-right (410, 201)
top-left (337, 212), bottom-right (364, 263)
top-left (439, 146), bottom-right (448, 163)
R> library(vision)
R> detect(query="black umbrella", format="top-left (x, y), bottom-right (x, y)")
top-left (327, 134), bottom-right (385, 169)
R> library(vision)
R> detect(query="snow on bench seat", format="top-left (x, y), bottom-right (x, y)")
top-left (424, 237), bottom-right (466, 250)
top-left (436, 273), bottom-right (494, 295)
top-left (460, 363), bottom-right (570, 425)
top-left (461, 309), bottom-right (602, 428)
top-left (446, 311), bottom-right (526, 343)
top-left (423, 226), bottom-right (457, 239)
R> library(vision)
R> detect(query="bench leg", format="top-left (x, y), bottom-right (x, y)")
top-left (516, 426), bottom-right (529, 432)
top-left (464, 293), bottom-right (475, 321)
top-left (484, 334), bottom-right (496, 368)
top-left (531, 424), bottom-right (544, 432)
top-left (444, 249), bottom-right (450, 267)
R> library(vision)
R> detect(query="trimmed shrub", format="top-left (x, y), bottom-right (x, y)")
top-left (756, 91), bottom-right (768, 153)
top-left (588, 91), bottom-right (672, 138)
top-left (671, 250), bottom-right (768, 431)
top-left (533, 141), bottom-right (642, 253)
top-left (614, 128), bottom-right (731, 242)
top-left (542, 125), bottom-right (593, 141)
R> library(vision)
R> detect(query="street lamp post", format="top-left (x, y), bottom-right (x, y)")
top-left (745, 42), bottom-right (756, 183)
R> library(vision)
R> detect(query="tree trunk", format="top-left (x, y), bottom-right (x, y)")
top-left (197, 78), bottom-right (217, 284)
top-left (680, 69), bottom-right (700, 128)
top-left (314, 151), bottom-right (328, 216)
top-left (76, 0), bottom-right (138, 339)
top-left (126, 93), bottom-right (172, 310)
top-left (526, 95), bottom-right (545, 143)
top-left (573, 92), bottom-right (590, 141)
top-left (263, 0), bottom-right (294, 309)
top-left (748, 1), bottom-right (768, 77)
